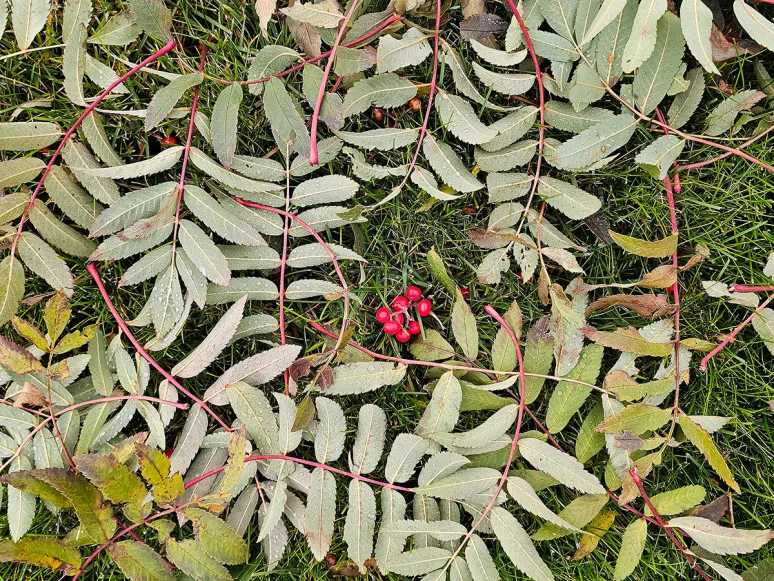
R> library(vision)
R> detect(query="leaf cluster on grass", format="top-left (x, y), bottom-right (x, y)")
top-left (2, 0), bottom-right (774, 580)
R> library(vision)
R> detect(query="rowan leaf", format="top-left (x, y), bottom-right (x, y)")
top-left (583, 325), bottom-right (673, 356)
top-left (385, 433), bottom-right (430, 484)
top-left (377, 28), bottom-right (432, 73)
top-left (166, 539), bottom-right (232, 581)
top-left (552, 115), bottom-right (638, 171)
top-left (145, 73), bottom-right (204, 130)
top-left (546, 343), bottom-right (603, 433)
top-left (519, 438), bottom-right (605, 494)
top-left (596, 403), bottom-right (672, 434)
top-left (472, 62), bottom-right (535, 95)
top-left (110, 540), bottom-right (174, 581)
top-left (211, 83), bottom-right (242, 167)
top-left (280, 0), bottom-right (343, 28)
top-left (0, 256), bottom-right (25, 327)
top-left (305, 467), bottom-right (336, 560)
top-left (350, 404), bottom-right (387, 475)
top-left (635, 135), bottom-right (686, 180)
top-left (614, 518), bottom-right (647, 580)
top-left (436, 91), bottom-right (497, 145)
top-left (18, 232), bottom-right (73, 297)
top-left (127, 0), bottom-right (173, 42)
top-left (678, 413), bottom-right (740, 493)
top-left (668, 517), bottom-right (774, 555)
top-left (490, 506), bottom-right (553, 581)
top-left (538, 177), bottom-right (601, 220)
top-left (342, 73), bottom-right (417, 117)
top-left (735, 0), bottom-right (774, 52)
top-left (621, 0), bottom-right (667, 73)
top-left (86, 146), bottom-right (183, 179)
top-left (609, 230), bottom-right (678, 258)
top-left (0, 536), bottom-right (81, 574)
top-left (227, 381), bottom-right (279, 453)
top-left (645, 485), bottom-right (705, 516)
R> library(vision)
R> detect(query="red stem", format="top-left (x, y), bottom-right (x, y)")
top-left (629, 469), bottom-right (712, 581)
top-left (232, 198), bottom-right (351, 355)
top-left (448, 304), bottom-right (528, 562)
top-left (729, 284), bottom-right (774, 293)
top-left (676, 124), bottom-right (774, 173)
top-left (10, 40), bottom-right (177, 255)
top-left (171, 45), bottom-right (209, 251)
top-left (280, 153), bottom-right (291, 393)
top-left (309, 0), bottom-right (362, 164)
top-left (183, 454), bottom-right (413, 492)
top-left (86, 263), bottom-right (232, 431)
top-left (700, 292), bottom-right (774, 371)
top-left (198, 15), bottom-right (402, 87)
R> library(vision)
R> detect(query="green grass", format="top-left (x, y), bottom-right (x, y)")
top-left (3, 0), bottom-right (774, 579)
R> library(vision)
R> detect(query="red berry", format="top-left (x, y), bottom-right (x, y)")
top-left (373, 108), bottom-right (385, 122)
top-left (384, 320), bottom-right (401, 334)
top-left (161, 136), bottom-right (178, 146)
top-left (396, 329), bottom-right (411, 343)
top-left (460, 286), bottom-right (470, 300)
top-left (408, 321), bottom-right (421, 335)
top-left (463, 206), bottom-right (478, 215)
top-left (392, 295), bottom-right (410, 310)
top-left (406, 286), bottom-right (422, 301)
top-left (376, 307), bottom-right (391, 323)
top-left (409, 97), bottom-right (422, 111)
top-left (39, 146), bottom-right (51, 153)
top-left (417, 299), bottom-right (432, 317)
top-left (394, 312), bottom-right (405, 326)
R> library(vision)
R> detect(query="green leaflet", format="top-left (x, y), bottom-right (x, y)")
top-left (681, 0), bottom-right (719, 75)
top-left (519, 438), bottom-right (605, 494)
top-left (614, 519), bottom-right (647, 579)
top-left (110, 540), bottom-right (174, 581)
top-left (507, 477), bottom-right (580, 532)
top-left (211, 83), bottom-right (242, 167)
top-left (551, 114), bottom-right (638, 171)
top-left (149, 265), bottom-right (184, 337)
top-left (10, 0), bottom-right (49, 49)
top-left (735, 0), bottom-right (774, 52)
top-left (343, 480), bottom-right (377, 571)
top-left (436, 91), bottom-right (497, 145)
top-left (645, 485), bottom-right (705, 516)
top-left (166, 539), bottom-right (232, 581)
top-left (416, 371), bottom-right (462, 438)
top-left (705, 89), bottom-right (766, 137)
top-left (342, 72), bottom-right (417, 117)
top-left (678, 413), bottom-right (740, 493)
top-left (423, 134), bottom-right (483, 193)
top-left (385, 433), bottom-right (430, 484)
top-left (621, 0), bottom-right (667, 73)
top-left (490, 507), bottom-right (553, 581)
top-left (0, 157), bottom-right (44, 188)
top-left (337, 127), bottom-right (418, 151)
top-left (387, 547), bottom-right (451, 576)
top-left (263, 77), bottom-right (311, 156)
top-left (127, 0), bottom-right (173, 42)
top-left (350, 404), bottom-right (387, 475)
top-left (0, 256), bottom-right (25, 327)
top-left (575, 401), bottom-right (606, 463)
top-left (451, 289), bottom-right (478, 360)
top-left (635, 135), bottom-right (686, 179)
top-left (667, 517), bottom-right (774, 556)
top-left (45, 165), bottom-right (103, 229)
top-left (305, 467), bottom-right (337, 560)
top-left (377, 28), bottom-right (432, 73)
top-left (0, 536), bottom-right (82, 574)
top-left (87, 146), bottom-right (184, 179)
top-left (632, 12), bottom-right (686, 115)
top-left (178, 219), bottom-right (230, 286)
top-left (185, 508), bottom-right (249, 564)
top-left (314, 397), bottom-right (346, 463)
top-left (546, 343), bottom-right (603, 433)
top-left (145, 73), bottom-right (204, 130)
top-left (0, 122), bottom-right (61, 151)
top-left (18, 232), bottom-right (73, 297)
top-left (582, 0), bottom-right (627, 45)
top-left (596, 403), bottom-right (672, 434)
top-left (227, 381), bottom-right (279, 453)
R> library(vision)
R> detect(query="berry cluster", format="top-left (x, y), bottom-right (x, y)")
top-left (375, 286), bottom-right (432, 343)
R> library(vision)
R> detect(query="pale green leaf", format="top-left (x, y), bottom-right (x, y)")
top-left (490, 506), bottom-right (553, 581)
top-left (667, 517), bottom-right (774, 556)
top-left (145, 73), bottom-right (204, 130)
top-left (377, 28), bottom-right (432, 73)
top-left (211, 83), bottom-right (242, 167)
top-left (621, 0), bottom-right (667, 73)
top-left (519, 438), bottom-right (605, 494)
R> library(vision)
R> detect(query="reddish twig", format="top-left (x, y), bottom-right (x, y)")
top-left (280, 149), bottom-right (292, 393)
top-left (10, 40), bottom-right (176, 255)
top-left (629, 469), bottom-right (712, 581)
top-left (675, 124), bottom-right (774, 173)
top-left (506, 0), bottom-right (546, 237)
top-left (184, 454), bottom-right (413, 493)
top-left (190, 15), bottom-right (402, 87)
top-left (700, 292), bottom-right (774, 371)
top-left (309, 0), bottom-right (362, 164)
top-left (0, 394), bottom-right (186, 473)
top-left (729, 284), bottom-right (774, 293)
top-left (447, 304), bottom-right (528, 563)
top-left (171, 44), bottom-right (209, 253)
top-left (232, 198), bottom-right (351, 356)
top-left (86, 263), bottom-right (232, 431)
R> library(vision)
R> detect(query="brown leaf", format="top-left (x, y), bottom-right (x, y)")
top-left (15, 382), bottom-right (49, 407)
top-left (461, 0), bottom-right (486, 19)
top-left (317, 365), bottom-right (335, 390)
top-left (460, 14), bottom-right (507, 46)
top-left (585, 293), bottom-right (676, 319)
top-left (255, 0), bottom-right (277, 36)
top-left (583, 212), bottom-right (613, 246)
top-left (0, 336), bottom-right (45, 374)
top-left (614, 431), bottom-right (645, 451)
top-left (690, 495), bottom-right (730, 524)
top-left (467, 228), bottom-right (511, 249)
top-left (680, 244), bottom-right (710, 271)
top-left (286, 0), bottom-right (321, 58)
top-left (711, 24), bottom-right (759, 63)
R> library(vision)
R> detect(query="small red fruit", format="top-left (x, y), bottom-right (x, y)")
top-left (39, 146), bottom-right (51, 153)
top-left (376, 307), bottom-right (391, 323)
top-left (460, 286), bottom-right (470, 300)
top-left (394, 312), bottom-right (405, 326)
top-left (409, 97), bottom-right (422, 111)
top-left (392, 295), bottom-right (410, 310)
top-left (417, 299), bottom-right (432, 317)
top-left (406, 286), bottom-right (422, 301)
top-left (384, 320), bottom-right (401, 335)
top-left (408, 321), bottom-right (421, 335)
top-left (463, 206), bottom-right (478, 215)
top-left (161, 136), bottom-right (178, 146)
top-left (396, 329), bottom-right (411, 343)
top-left (373, 108), bottom-right (385, 122)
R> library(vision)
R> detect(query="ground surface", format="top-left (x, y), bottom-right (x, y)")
top-left (2, 0), bottom-right (774, 579)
